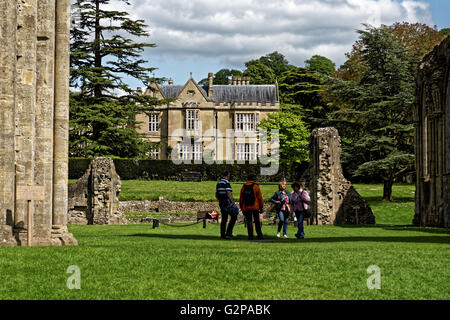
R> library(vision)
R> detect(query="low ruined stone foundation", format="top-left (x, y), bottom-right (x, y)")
top-left (413, 36), bottom-right (450, 228)
top-left (68, 157), bottom-right (127, 225)
top-left (0, 0), bottom-right (76, 245)
top-left (309, 127), bottom-right (375, 225)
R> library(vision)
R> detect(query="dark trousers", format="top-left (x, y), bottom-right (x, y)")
top-left (220, 204), bottom-right (238, 237)
top-left (243, 210), bottom-right (263, 239)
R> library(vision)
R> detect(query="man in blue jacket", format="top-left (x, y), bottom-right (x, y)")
top-left (216, 171), bottom-right (239, 239)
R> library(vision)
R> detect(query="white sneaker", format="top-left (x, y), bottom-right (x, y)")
top-left (276, 232), bottom-right (280, 238)
top-left (283, 234), bottom-right (288, 238)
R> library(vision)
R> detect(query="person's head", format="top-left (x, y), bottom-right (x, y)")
top-left (299, 180), bottom-right (306, 189)
top-left (278, 181), bottom-right (287, 191)
top-left (247, 174), bottom-right (256, 182)
top-left (222, 170), bottom-right (231, 180)
top-left (291, 182), bottom-right (300, 192)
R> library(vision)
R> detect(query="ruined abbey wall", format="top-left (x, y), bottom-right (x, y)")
top-left (0, 0), bottom-right (76, 245)
top-left (309, 127), bottom-right (375, 225)
top-left (413, 36), bottom-right (450, 228)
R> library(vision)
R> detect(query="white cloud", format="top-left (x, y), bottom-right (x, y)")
top-left (102, 0), bottom-right (434, 68)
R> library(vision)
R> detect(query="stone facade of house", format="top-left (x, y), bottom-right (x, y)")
top-left (136, 74), bottom-right (280, 161)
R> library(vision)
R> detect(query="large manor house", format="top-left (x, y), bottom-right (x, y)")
top-left (136, 73), bottom-right (280, 161)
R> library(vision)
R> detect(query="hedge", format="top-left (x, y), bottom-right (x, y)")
top-left (69, 158), bottom-right (309, 182)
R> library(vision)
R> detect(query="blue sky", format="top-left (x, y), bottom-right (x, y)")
top-left (99, 0), bottom-right (449, 90)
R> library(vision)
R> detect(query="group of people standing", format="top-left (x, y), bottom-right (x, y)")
top-left (215, 171), bottom-right (310, 241)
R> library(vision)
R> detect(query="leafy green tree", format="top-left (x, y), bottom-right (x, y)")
top-left (440, 28), bottom-right (450, 37)
top-left (328, 25), bottom-right (416, 201)
top-left (243, 51), bottom-right (293, 84)
top-left (278, 67), bottom-right (335, 129)
top-left (70, 0), bottom-right (164, 157)
top-left (257, 111), bottom-right (310, 165)
top-left (305, 55), bottom-right (336, 76)
top-left (198, 69), bottom-right (243, 85)
top-left (243, 61), bottom-right (276, 84)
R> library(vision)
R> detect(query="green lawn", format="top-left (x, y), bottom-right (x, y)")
top-left (1, 181), bottom-right (448, 300)
top-left (0, 223), bottom-right (448, 300)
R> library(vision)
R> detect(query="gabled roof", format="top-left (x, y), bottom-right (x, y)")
top-left (158, 85), bottom-right (184, 99)
top-left (154, 80), bottom-right (278, 104)
top-left (209, 85), bottom-right (278, 104)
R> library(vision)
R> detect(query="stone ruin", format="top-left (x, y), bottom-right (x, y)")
top-left (68, 157), bottom-right (127, 225)
top-left (413, 36), bottom-right (450, 228)
top-left (308, 127), bottom-right (376, 225)
top-left (0, 1), bottom-right (77, 246)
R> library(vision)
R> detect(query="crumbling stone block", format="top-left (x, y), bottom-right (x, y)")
top-left (309, 127), bottom-right (375, 225)
top-left (68, 157), bottom-right (127, 225)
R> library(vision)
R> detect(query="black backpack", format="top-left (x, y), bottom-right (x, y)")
top-left (243, 183), bottom-right (256, 206)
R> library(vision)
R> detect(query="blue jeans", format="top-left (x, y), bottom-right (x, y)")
top-left (220, 203), bottom-right (238, 237)
top-left (295, 210), bottom-right (305, 238)
top-left (277, 211), bottom-right (289, 235)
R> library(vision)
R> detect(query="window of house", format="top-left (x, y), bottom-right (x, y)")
top-left (149, 113), bottom-right (159, 132)
top-left (236, 143), bottom-right (256, 161)
top-left (179, 143), bottom-right (191, 160)
top-left (193, 142), bottom-right (203, 161)
top-left (150, 147), bottom-right (159, 159)
top-left (186, 110), bottom-right (199, 130)
top-left (236, 113), bottom-right (255, 132)
top-left (178, 141), bottom-right (202, 161)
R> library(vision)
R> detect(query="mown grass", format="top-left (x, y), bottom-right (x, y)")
top-left (0, 223), bottom-right (448, 300)
top-left (1, 181), bottom-right (448, 300)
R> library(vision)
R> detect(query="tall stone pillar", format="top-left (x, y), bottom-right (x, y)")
top-left (52, 0), bottom-right (73, 244)
top-left (0, 0), bottom-right (77, 246)
top-left (0, 0), bottom-right (18, 246)
top-left (309, 127), bottom-right (375, 225)
top-left (14, 0), bottom-right (38, 243)
top-left (413, 36), bottom-right (450, 228)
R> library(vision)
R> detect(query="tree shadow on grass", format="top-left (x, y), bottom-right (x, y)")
top-left (126, 233), bottom-right (450, 244)
top-left (336, 224), bottom-right (450, 235)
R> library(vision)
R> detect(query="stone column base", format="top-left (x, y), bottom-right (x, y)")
top-left (0, 225), bottom-right (17, 246)
top-left (51, 225), bottom-right (78, 246)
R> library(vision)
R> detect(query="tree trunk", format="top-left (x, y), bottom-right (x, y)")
top-left (383, 179), bottom-right (393, 201)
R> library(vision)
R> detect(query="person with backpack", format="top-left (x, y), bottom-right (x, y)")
top-left (239, 174), bottom-right (264, 240)
top-left (216, 171), bottom-right (239, 240)
top-left (270, 181), bottom-right (292, 238)
top-left (290, 181), bottom-right (311, 239)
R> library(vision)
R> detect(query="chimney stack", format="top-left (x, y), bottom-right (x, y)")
top-left (208, 72), bottom-right (214, 97)
top-left (232, 76), bottom-right (237, 85)
top-left (228, 78), bottom-right (233, 85)
top-left (168, 79), bottom-right (173, 85)
top-left (237, 77), bottom-right (242, 85)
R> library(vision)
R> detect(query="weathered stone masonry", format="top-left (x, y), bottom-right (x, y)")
top-left (0, 0), bottom-right (77, 245)
top-left (68, 157), bottom-right (127, 225)
top-left (413, 36), bottom-right (450, 228)
top-left (309, 127), bottom-right (375, 225)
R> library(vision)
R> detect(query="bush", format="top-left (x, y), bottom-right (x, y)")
top-left (69, 158), bottom-right (309, 182)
